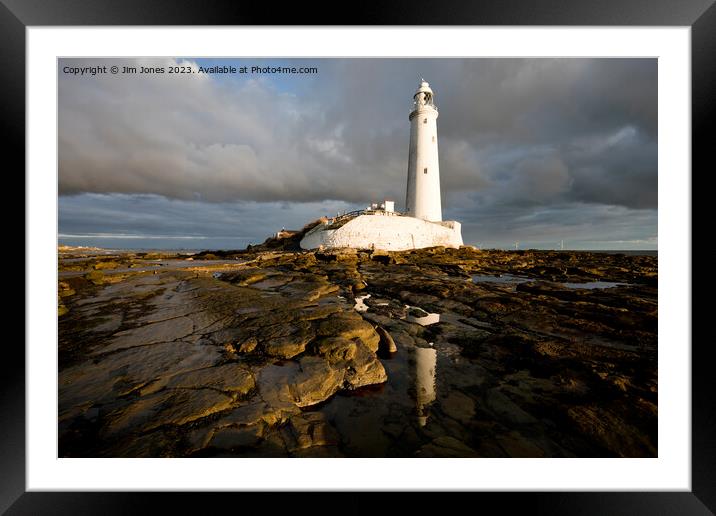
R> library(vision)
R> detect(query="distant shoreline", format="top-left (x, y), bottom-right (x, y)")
top-left (58, 244), bottom-right (658, 257)
top-left (556, 249), bottom-right (657, 257)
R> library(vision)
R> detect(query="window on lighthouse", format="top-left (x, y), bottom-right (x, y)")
top-left (423, 118), bottom-right (427, 124)
top-left (424, 168), bottom-right (428, 174)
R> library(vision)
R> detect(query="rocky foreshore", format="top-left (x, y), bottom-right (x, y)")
top-left (58, 245), bottom-right (657, 457)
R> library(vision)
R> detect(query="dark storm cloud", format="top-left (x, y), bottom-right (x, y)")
top-left (58, 57), bottom-right (657, 248)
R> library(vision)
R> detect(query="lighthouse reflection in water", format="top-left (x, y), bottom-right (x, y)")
top-left (403, 307), bottom-right (440, 426)
top-left (413, 345), bottom-right (437, 426)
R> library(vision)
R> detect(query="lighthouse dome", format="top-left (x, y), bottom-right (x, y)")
top-left (416, 80), bottom-right (432, 94)
top-left (413, 79), bottom-right (433, 97)
top-left (412, 79), bottom-right (436, 111)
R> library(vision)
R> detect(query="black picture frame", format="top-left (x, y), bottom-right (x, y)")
top-left (5, 0), bottom-right (712, 513)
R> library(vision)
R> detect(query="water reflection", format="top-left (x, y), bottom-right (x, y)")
top-left (413, 346), bottom-right (437, 427)
top-left (561, 281), bottom-right (625, 289)
top-left (350, 298), bottom-right (439, 426)
top-left (354, 294), bottom-right (371, 312)
top-left (405, 305), bottom-right (441, 326)
top-left (472, 273), bottom-right (529, 284)
top-left (407, 312), bottom-right (441, 326)
top-left (472, 274), bottom-right (629, 290)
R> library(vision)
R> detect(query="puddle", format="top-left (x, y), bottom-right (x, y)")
top-left (404, 305), bottom-right (441, 326)
top-left (472, 274), bottom-right (629, 290)
top-left (354, 294), bottom-right (371, 312)
top-left (406, 312), bottom-right (441, 326)
top-left (560, 281), bottom-right (626, 289)
top-left (472, 273), bottom-right (530, 284)
top-left (353, 296), bottom-right (441, 326)
top-left (315, 338), bottom-right (443, 454)
top-left (312, 330), bottom-right (495, 457)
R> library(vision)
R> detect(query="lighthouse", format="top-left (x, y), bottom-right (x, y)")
top-left (299, 78), bottom-right (463, 251)
top-left (405, 79), bottom-right (442, 222)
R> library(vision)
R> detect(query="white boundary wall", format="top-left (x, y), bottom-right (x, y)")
top-left (300, 214), bottom-right (463, 250)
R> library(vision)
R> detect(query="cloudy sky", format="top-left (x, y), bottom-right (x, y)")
top-left (58, 57), bottom-right (657, 250)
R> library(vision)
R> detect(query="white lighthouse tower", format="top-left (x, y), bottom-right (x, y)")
top-left (405, 79), bottom-right (442, 222)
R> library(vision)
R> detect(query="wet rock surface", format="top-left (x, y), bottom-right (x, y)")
top-left (58, 246), bottom-right (657, 457)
